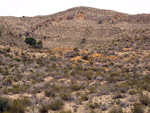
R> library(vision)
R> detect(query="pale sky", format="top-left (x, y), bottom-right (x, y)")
top-left (0, 0), bottom-right (150, 17)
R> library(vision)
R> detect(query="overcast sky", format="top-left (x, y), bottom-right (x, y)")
top-left (0, 0), bottom-right (150, 17)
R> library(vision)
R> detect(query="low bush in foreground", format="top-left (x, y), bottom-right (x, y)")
top-left (0, 97), bottom-right (9, 112)
top-left (49, 99), bottom-right (64, 110)
top-left (132, 103), bottom-right (144, 113)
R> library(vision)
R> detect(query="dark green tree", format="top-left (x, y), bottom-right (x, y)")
top-left (25, 37), bottom-right (36, 46)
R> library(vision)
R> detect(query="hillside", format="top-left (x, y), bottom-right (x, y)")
top-left (0, 6), bottom-right (150, 48)
top-left (0, 7), bottom-right (150, 113)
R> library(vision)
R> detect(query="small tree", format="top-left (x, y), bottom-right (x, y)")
top-left (25, 37), bottom-right (36, 46)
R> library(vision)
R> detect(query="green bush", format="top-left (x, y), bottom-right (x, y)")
top-left (49, 99), bottom-right (64, 110)
top-left (9, 99), bottom-right (25, 113)
top-left (25, 37), bottom-right (36, 46)
top-left (129, 89), bottom-right (137, 95)
top-left (0, 97), bottom-right (9, 112)
top-left (132, 103), bottom-right (144, 113)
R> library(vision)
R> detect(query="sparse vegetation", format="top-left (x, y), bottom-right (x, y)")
top-left (1, 7), bottom-right (150, 113)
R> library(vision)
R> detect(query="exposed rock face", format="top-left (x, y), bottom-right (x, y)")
top-left (50, 18), bottom-right (59, 25)
top-left (74, 12), bottom-right (85, 21)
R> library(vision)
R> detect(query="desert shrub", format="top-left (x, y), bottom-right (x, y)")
top-left (113, 93), bottom-right (125, 99)
top-left (44, 36), bottom-right (47, 39)
top-left (109, 72), bottom-right (120, 77)
top-left (15, 58), bottom-right (21, 62)
top-left (109, 107), bottom-right (123, 113)
top-left (59, 110), bottom-right (72, 113)
top-left (21, 97), bottom-right (32, 107)
top-left (88, 86), bottom-right (96, 93)
top-left (139, 94), bottom-right (150, 106)
top-left (9, 99), bottom-right (25, 113)
top-left (60, 93), bottom-right (73, 101)
top-left (132, 103), bottom-right (144, 113)
top-left (37, 40), bottom-right (43, 48)
top-left (3, 88), bottom-right (9, 94)
top-left (100, 103), bottom-right (111, 111)
top-left (0, 60), bottom-right (5, 65)
top-left (129, 89), bottom-right (137, 95)
top-left (49, 99), bottom-right (64, 110)
top-left (73, 48), bottom-right (79, 52)
top-left (116, 82), bottom-right (130, 93)
top-left (90, 109), bottom-right (97, 113)
top-left (80, 94), bottom-right (89, 101)
top-left (82, 55), bottom-right (89, 60)
top-left (3, 76), bottom-right (13, 85)
top-left (39, 104), bottom-right (49, 113)
top-left (9, 85), bottom-right (28, 94)
top-left (70, 84), bottom-right (85, 91)
top-left (89, 102), bottom-right (99, 109)
top-left (14, 74), bottom-right (23, 82)
top-left (45, 89), bottom-right (55, 97)
top-left (0, 97), bottom-right (9, 112)
top-left (114, 99), bottom-right (121, 105)
top-left (37, 40), bottom-right (42, 46)
top-left (1, 69), bottom-right (9, 76)
top-left (141, 82), bottom-right (150, 91)
top-left (25, 37), bottom-right (36, 46)
top-left (86, 74), bottom-right (93, 80)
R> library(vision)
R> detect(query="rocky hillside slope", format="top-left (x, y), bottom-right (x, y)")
top-left (0, 7), bottom-right (150, 49)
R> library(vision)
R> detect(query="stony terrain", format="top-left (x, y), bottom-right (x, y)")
top-left (0, 7), bottom-right (150, 113)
